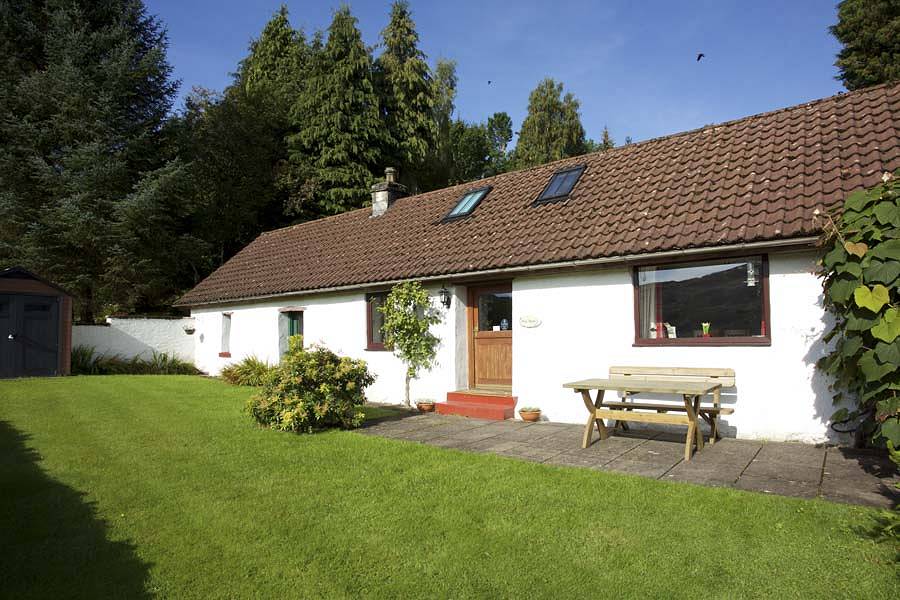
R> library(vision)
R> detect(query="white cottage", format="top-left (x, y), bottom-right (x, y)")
top-left (176, 82), bottom-right (900, 443)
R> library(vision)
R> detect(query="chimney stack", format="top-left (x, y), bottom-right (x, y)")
top-left (371, 167), bottom-right (407, 217)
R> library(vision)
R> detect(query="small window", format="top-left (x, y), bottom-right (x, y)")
top-left (634, 256), bottom-right (769, 346)
top-left (535, 165), bottom-right (585, 204)
top-left (279, 310), bottom-right (303, 356)
top-left (220, 313), bottom-right (232, 357)
top-left (445, 186), bottom-right (491, 220)
top-left (366, 292), bottom-right (388, 350)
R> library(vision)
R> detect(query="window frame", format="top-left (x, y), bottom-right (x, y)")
top-left (365, 291), bottom-right (389, 351)
top-left (533, 165), bottom-right (586, 205)
top-left (219, 312), bottom-right (232, 357)
top-left (443, 186), bottom-right (492, 222)
top-left (631, 254), bottom-right (772, 347)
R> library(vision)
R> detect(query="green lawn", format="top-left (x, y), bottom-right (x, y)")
top-left (0, 376), bottom-right (895, 598)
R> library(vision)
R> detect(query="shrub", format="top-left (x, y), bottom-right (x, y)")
top-left (71, 345), bottom-right (200, 375)
top-left (220, 356), bottom-right (273, 386)
top-left (246, 337), bottom-right (374, 433)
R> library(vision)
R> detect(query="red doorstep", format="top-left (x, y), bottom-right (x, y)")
top-left (436, 391), bottom-right (517, 420)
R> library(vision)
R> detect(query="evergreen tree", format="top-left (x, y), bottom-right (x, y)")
top-left (375, 1), bottom-right (434, 189)
top-left (486, 111), bottom-right (513, 174)
top-left (420, 58), bottom-right (458, 189)
top-left (513, 78), bottom-right (587, 169)
top-left (0, 0), bottom-right (176, 321)
top-left (285, 6), bottom-right (386, 216)
top-left (831, 0), bottom-right (900, 90)
top-left (449, 120), bottom-right (491, 183)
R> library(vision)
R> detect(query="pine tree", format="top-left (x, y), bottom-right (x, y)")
top-left (375, 1), bottom-right (435, 189)
top-left (513, 78), bottom-right (587, 169)
top-left (831, 0), bottom-right (900, 90)
top-left (420, 58), bottom-right (457, 190)
top-left (237, 4), bottom-right (308, 120)
top-left (0, 0), bottom-right (176, 321)
top-left (285, 6), bottom-right (387, 216)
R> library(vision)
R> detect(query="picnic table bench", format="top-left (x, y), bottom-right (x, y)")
top-left (563, 366), bottom-right (735, 461)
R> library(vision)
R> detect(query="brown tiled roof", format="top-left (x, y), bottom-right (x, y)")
top-left (177, 83), bottom-right (900, 306)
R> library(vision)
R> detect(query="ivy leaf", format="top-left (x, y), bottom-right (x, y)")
top-left (874, 339), bottom-right (900, 364)
top-left (869, 238), bottom-right (900, 260)
top-left (840, 335), bottom-right (864, 358)
top-left (871, 307), bottom-right (900, 343)
top-left (837, 261), bottom-right (862, 278)
top-left (846, 309), bottom-right (880, 331)
top-left (873, 202), bottom-right (900, 227)
top-left (830, 407), bottom-right (849, 422)
top-left (844, 240), bottom-right (868, 257)
top-left (858, 350), bottom-right (894, 381)
top-left (881, 418), bottom-right (900, 446)
top-left (828, 272), bottom-right (859, 304)
top-left (844, 188), bottom-right (872, 212)
top-left (822, 244), bottom-right (848, 269)
top-left (876, 398), bottom-right (900, 421)
top-left (863, 259), bottom-right (900, 285)
top-left (853, 284), bottom-right (890, 313)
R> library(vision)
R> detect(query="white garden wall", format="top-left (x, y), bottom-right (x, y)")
top-left (73, 316), bottom-right (195, 361)
top-left (190, 250), bottom-right (842, 443)
top-left (191, 285), bottom-right (465, 404)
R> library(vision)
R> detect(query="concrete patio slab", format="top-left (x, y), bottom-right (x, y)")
top-left (358, 412), bottom-right (899, 508)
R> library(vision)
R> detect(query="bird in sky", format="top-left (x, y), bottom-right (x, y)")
top-left (487, 80), bottom-right (492, 85)
top-left (696, 53), bottom-right (705, 62)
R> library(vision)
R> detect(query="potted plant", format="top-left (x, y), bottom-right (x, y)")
top-left (519, 406), bottom-right (541, 422)
top-left (416, 399), bottom-right (436, 412)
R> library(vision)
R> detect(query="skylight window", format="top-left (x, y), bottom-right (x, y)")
top-left (535, 165), bottom-right (585, 204)
top-left (445, 186), bottom-right (491, 220)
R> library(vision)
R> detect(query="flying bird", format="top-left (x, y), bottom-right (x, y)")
top-left (696, 53), bottom-right (705, 62)
top-left (487, 80), bottom-right (492, 85)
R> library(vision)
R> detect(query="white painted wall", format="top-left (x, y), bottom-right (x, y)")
top-left (191, 250), bottom-right (842, 443)
top-left (191, 286), bottom-right (462, 404)
top-left (73, 317), bottom-right (195, 361)
top-left (512, 250), bottom-right (842, 444)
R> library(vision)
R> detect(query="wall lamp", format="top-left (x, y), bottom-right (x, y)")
top-left (439, 286), bottom-right (452, 309)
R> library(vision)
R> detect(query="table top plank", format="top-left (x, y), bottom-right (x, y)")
top-left (563, 378), bottom-right (720, 395)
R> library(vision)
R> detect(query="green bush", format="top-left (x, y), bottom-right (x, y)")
top-left (71, 345), bottom-right (200, 375)
top-left (220, 356), bottom-right (273, 386)
top-left (246, 337), bottom-right (374, 433)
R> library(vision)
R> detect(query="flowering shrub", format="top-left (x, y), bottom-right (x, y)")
top-left (245, 337), bottom-right (374, 432)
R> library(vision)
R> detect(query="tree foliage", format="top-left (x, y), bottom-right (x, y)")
top-left (0, 0), bottom-right (176, 321)
top-left (285, 7), bottom-right (387, 217)
top-left (831, 0), bottom-right (900, 90)
top-left (375, 1), bottom-right (435, 187)
top-left (513, 78), bottom-right (587, 169)
top-left (818, 171), bottom-right (900, 448)
top-left (379, 281), bottom-right (443, 406)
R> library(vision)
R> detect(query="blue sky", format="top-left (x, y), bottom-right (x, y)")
top-left (147, 0), bottom-right (845, 145)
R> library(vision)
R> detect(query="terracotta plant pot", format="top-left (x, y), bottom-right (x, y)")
top-left (519, 410), bottom-right (541, 422)
top-left (417, 402), bottom-right (435, 413)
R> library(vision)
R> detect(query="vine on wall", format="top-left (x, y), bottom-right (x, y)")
top-left (818, 171), bottom-right (900, 448)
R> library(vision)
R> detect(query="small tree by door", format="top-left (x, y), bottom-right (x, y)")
top-left (380, 281), bottom-right (443, 407)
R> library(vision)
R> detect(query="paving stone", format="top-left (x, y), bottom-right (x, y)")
top-left (733, 475), bottom-right (819, 499)
top-left (422, 436), bottom-right (472, 449)
top-left (819, 481), bottom-right (899, 509)
top-left (493, 442), bottom-right (564, 462)
top-left (544, 450), bottom-right (612, 469)
top-left (742, 459), bottom-right (823, 484)
top-left (753, 442), bottom-right (826, 467)
top-left (497, 424), bottom-right (570, 443)
top-left (601, 459), bottom-right (671, 479)
top-left (620, 439), bottom-right (685, 463)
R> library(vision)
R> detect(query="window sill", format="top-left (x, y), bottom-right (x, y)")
top-left (633, 337), bottom-right (771, 348)
top-left (218, 352), bottom-right (232, 358)
top-left (365, 345), bottom-right (388, 352)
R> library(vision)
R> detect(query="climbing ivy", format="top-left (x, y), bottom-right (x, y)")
top-left (819, 171), bottom-right (900, 447)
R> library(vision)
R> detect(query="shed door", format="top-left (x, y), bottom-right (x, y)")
top-left (0, 294), bottom-right (59, 378)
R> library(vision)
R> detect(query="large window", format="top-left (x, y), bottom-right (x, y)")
top-left (366, 292), bottom-right (388, 350)
top-left (634, 256), bottom-right (769, 345)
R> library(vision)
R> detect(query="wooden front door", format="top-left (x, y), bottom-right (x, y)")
top-left (468, 284), bottom-right (512, 388)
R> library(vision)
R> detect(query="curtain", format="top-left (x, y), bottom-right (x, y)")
top-left (639, 269), bottom-right (657, 338)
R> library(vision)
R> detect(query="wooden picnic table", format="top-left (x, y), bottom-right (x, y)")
top-left (563, 377), bottom-right (724, 461)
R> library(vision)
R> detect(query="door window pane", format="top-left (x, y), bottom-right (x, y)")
top-left (477, 291), bottom-right (512, 332)
top-left (636, 257), bottom-right (765, 341)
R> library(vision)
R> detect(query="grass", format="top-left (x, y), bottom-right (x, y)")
top-left (0, 376), bottom-right (896, 598)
